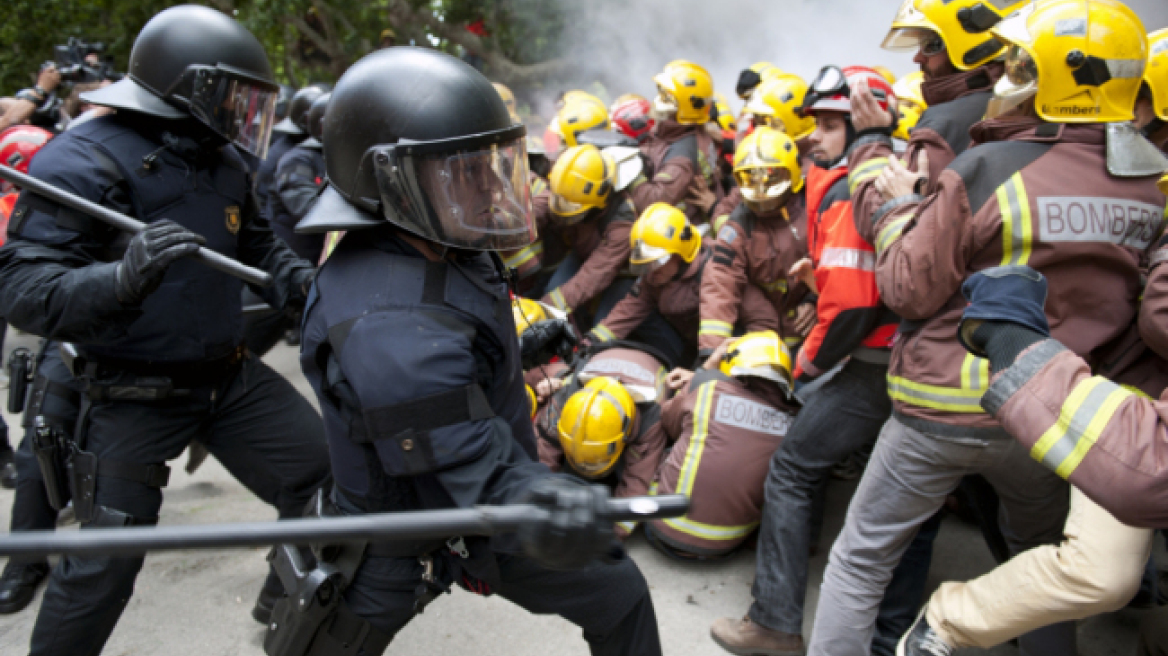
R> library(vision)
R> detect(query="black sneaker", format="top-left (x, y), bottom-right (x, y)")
top-left (0, 562), bottom-right (49, 614)
top-left (0, 448), bottom-right (16, 490)
top-left (897, 606), bottom-right (955, 656)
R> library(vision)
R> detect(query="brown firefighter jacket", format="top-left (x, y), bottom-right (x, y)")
top-left (533, 345), bottom-right (670, 536)
top-left (649, 370), bottom-right (798, 556)
top-left (699, 197), bottom-right (810, 352)
top-left (874, 118), bottom-right (1166, 437)
top-left (631, 120), bottom-right (724, 224)
top-left (541, 193), bottom-right (637, 314)
top-left (851, 64), bottom-right (1003, 244)
top-left (983, 339), bottom-right (1168, 528)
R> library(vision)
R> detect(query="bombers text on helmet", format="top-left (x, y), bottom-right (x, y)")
top-left (882, 0), bottom-right (1029, 71)
top-left (987, 0), bottom-right (1148, 123)
top-left (81, 4), bottom-right (280, 159)
top-left (654, 60), bottom-right (715, 125)
top-left (274, 85), bottom-right (329, 136)
top-left (300, 47), bottom-right (534, 253)
top-left (629, 203), bottom-right (702, 276)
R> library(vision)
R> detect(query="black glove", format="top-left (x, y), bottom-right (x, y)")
top-left (519, 319), bottom-right (579, 370)
top-left (519, 477), bottom-right (619, 570)
top-left (290, 266), bottom-right (316, 304)
top-left (115, 220), bottom-right (206, 304)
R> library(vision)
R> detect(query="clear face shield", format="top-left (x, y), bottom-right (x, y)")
top-left (654, 84), bottom-right (680, 117)
top-left (628, 239), bottom-right (674, 277)
top-left (179, 65), bottom-right (279, 159)
top-left (371, 124), bottom-right (536, 251)
top-left (986, 44), bottom-right (1038, 119)
top-left (735, 166), bottom-right (792, 203)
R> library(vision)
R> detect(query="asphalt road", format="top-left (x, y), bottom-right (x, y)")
top-left (0, 333), bottom-right (1160, 655)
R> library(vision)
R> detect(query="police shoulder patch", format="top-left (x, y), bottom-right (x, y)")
top-left (225, 205), bottom-right (241, 234)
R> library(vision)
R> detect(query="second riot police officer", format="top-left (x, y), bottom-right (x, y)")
top-left (293, 47), bottom-right (663, 655)
top-left (0, 6), bottom-right (332, 655)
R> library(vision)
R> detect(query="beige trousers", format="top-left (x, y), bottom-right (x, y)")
top-left (928, 486), bottom-right (1153, 649)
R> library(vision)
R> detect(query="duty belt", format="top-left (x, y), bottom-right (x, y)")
top-left (63, 344), bottom-right (249, 398)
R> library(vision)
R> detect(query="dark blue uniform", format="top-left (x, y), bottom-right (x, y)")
top-left (270, 141), bottom-right (326, 262)
top-left (254, 132), bottom-right (302, 213)
top-left (299, 189), bottom-right (660, 655)
top-left (0, 113), bottom-right (331, 656)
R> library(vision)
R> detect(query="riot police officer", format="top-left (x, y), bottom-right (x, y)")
top-left (294, 47), bottom-right (662, 655)
top-left (257, 84), bottom-right (327, 213)
top-left (0, 6), bottom-right (331, 655)
top-left (270, 92), bottom-right (328, 262)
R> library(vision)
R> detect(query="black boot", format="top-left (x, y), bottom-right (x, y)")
top-left (0, 562), bottom-right (49, 614)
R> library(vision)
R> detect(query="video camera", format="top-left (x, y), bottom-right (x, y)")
top-left (47, 37), bottom-right (122, 84)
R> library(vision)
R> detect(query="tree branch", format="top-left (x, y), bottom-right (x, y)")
top-left (385, 0), bottom-right (568, 86)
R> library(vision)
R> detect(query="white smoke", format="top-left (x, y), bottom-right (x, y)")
top-left (556, 0), bottom-right (1168, 116)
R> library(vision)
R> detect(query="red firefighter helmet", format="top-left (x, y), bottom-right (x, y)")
top-left (0, 126), bottom-right (53, 194)
top-left (800, 66), bottom-right (898, 117)
top-left (611, 96), bottom-right (655, 142)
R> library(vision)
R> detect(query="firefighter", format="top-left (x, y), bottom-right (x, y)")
top-left (611, 95), bottom-right (656, 145)
top-left (631, 60), bottom-right (723, 224)
top-left (850, 0), bottom-right (1023, 245)
top-left (646, 331), bottom-right (799, 560)
top-left (553, 95), bottom-right (610, 152)
top-left (699, 128), bottom-right (812, 359)
top-left (710, 65), bottom-right (903, 656)
top-left (533, 346), bottom-right (672, 538)
top-left (736, 62), bottom-right (784, 102)
top-left (891, 70), bottom-right (927, 144)
top-left (814, 2), bottom-right (1167, 654)
top-left (1138, 28), bottom-right (1167, 151)
top-left (538, 145), bottom-right (638, 334)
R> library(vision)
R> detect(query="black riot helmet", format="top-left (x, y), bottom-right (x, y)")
top-left (81, 4), bottom-right (280, 159)
top-left (306, 93), bottom-right (330, 143)
top-left (273, 85), bottom-right (329, 136)
top-left (298, 47), bottom-right (535, 252)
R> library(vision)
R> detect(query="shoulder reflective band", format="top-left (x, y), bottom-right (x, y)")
top-left (1029, 376), bottom-right (1132, 479)
top-left (849, 157), bottom-right (890, 195)
top-left (503, 241), bottom-right (543, 270)
top-left (699, 320), bottom-right (734, 338)
top-left (877, 215), bottom-right (913, 255)
top-left (887, 374), bottom-right (987, 413)
top-left (819, 247), bottom-right (876, 272)
top-left (961, 353), bottom-right (990, 392)
top-left (997, 172), bottom-right (1033, 266)
top-left (661, 382), bottom-right (758, 541)
top-left (591, 325), bottom-right (616, 343)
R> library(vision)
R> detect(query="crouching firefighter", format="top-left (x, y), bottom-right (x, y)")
top-left (532, 341), bottom-right (673, 538)
top-left (290, 47), bottom-right (663, 656)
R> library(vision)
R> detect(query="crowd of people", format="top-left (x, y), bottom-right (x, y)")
top-left (0, 0), bottom-right (1166, 655)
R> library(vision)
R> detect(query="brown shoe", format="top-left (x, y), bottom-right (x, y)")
top-left (710, 616), bottom-right (805, 656)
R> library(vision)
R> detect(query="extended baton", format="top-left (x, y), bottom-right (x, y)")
top-left (0, 163), bottom-right (273, 288)
top-left (0, 495), bottom-right (689, 558)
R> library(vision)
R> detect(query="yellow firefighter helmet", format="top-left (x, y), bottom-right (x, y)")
top-left (719, 331), bottom-right (794, 393)
top-left (557, 376), bottom-right (636, 479)
top-left (548, 145), bottom-right (615, 219)
top-left (744, 75), bottom-right (817, 141)
top-left (653, 60), bottom-right (715, 125)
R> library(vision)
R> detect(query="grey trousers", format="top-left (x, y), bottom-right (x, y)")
top-left (806, 415), bottom-right (1069, 656)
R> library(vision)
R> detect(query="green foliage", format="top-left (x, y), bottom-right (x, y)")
top-left (1, 0), bottom-right (570, 95)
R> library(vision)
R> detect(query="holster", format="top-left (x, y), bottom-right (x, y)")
top-left (6, 347), bottom-right (33, 414)
top-left (66, 449), bottom-right (98, 523)
top-left (264, 489), bottom-right (390, 656)
top-left (31, 417), bottom-right (72, 511)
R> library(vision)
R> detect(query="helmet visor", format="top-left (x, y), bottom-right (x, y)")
top-left (372, 125), bottom-right (536, 251)
top-left (654, 86), bottom-right (679, 115)
top-left (986, 45), bottom-right (1038, 119)
top-left (550, 192), bottom-right (591, 220)
top-left (882, 27), bottom-right (941, 53)
top-left (735, 166), bottom-right (792, 202)
top-left (184, 66), bottom-right (279, 160)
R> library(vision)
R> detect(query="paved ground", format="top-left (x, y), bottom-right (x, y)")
top-left (0, 333), bottom-right (1160, 655)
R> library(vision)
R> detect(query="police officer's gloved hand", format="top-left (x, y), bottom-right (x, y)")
top-left (519, 319), bottom-right (579, 370)
top-left (115, 220), bottom-right (206, 305)
top-left (958, 265), bottom-right (1051, 373)
top-left (519, 476), bottom-right (618, 570)
top-left (290, 267), bottom-right (316, 303)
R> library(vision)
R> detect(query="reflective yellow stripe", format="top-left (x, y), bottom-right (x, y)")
top-left (617, 521), bottom-right (637, 533)
top-left (676, 382), bottom-right (716, 496)
top-left (760, 279), bottom-right (788, 294)
top-left (503, 241), bottom-right (543, 269)
top-left (848, 157), bottom-right (890, 195)
top-left (592, 325), bottom-right (616, 342)
top-left (960, 353), bottom-right (990, 392)
top-left (1121, 384), bottom-right (1153, 400)
top-left (699, 320), bottom-right (734, 337)
top-left (998, 173), bottom-right (1033, 266)
top-left (630, 173), bottom-right (648, 189)
top-left (662, 515), bottom-right (759, 541)
top-left (784, 336), bottom-right (803, 348)
top-left (548, 288), bottom-right (570, 312)
top-left (530, 177), bottom-right (548, 196)
top-left (1030, 376), bottom-right (1131, 479)
top-left (887, 374), bottom-right (986, 413)
top-left (876, 215), bottom-right (912, 255)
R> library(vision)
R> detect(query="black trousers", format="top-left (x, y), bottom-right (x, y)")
top-left (28, 355), bottom-right (331, 656)
top-left (346, 552), bottom-right (662, 656)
